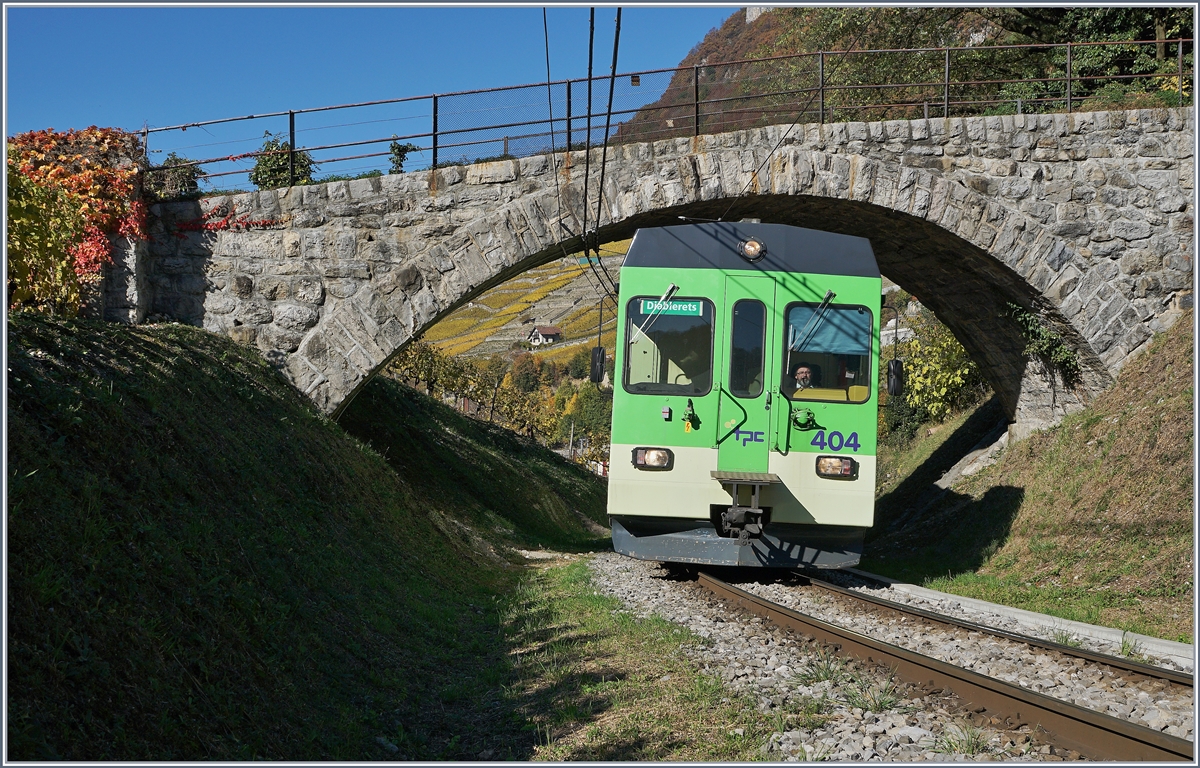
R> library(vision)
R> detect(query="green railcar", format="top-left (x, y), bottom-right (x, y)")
top-left (609, 222), bottom-right (882, 568)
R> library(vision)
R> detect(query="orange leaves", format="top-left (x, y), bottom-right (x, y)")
top-left (8, 127), bottom-right (147, 281)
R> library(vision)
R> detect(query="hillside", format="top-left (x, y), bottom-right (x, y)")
top-left (863, 312), bottom-right (1194, 643)
top-left (7, 313), bottom-right (608, 760)
top-left (423, 244), bottom-right (626, 359)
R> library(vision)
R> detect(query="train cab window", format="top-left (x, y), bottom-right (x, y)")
top-left (782, 303), bottom-right (872, 404)
top-left (728, 299), bottom-right (765, 398)
top-left (624, 297), bottom-right (714, 395)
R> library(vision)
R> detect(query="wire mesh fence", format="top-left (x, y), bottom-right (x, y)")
top-left (142, 37), bottom-right (1193, 196)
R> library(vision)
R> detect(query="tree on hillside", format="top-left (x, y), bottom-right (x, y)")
top-left (758, 7), bottom-right (1192, 119)
top-left (477, 354), bottom-right (510, 422)
top-left (389, 341), bottom-right (442, 396)
top-left (511, 352), bottom-right (541, 392)
top-left (567, 347), bottom-right (592, 379)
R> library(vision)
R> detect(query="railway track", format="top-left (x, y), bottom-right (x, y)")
top-left (699, 571), bottom-right (1194, 762)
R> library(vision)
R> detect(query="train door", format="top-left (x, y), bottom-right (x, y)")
top-left (716, 275), bottom-right (777, 473)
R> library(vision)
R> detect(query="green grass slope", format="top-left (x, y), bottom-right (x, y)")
top-left (863, 312), bottom-right (1193, 642)
top-left (7, 314), bottom-right (607, 760)
top-left (338, 375), bottom-right (608, 552)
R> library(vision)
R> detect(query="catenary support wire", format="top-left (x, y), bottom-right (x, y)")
top-left (717, 8), bottom-right (878, 222)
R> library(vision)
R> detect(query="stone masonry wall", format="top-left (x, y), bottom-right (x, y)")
top-left (129, 108), bottom-right (1193, 434)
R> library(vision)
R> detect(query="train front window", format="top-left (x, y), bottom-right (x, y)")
top-left (782, 303), bottom-right (872, 404)
top-left (624, 297), bottom-right (714, 396)
top-left (728, 299), bottom-right (765, 398)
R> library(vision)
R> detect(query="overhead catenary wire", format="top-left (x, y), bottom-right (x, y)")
top-left (543, 7), bottom-right (616, 312)
top-left (543, 8), bottom-right (571, 248)
top-left (576, 8), bottom-right (619, 301)
top-left (717, 8), bottom-right (879, 222)
top-left (579, 9), bottom-right (596, 264)
top-left (589, 6), bottom-right (623, 296)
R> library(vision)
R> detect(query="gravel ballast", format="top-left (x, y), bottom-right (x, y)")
top-left (736, 576), bottom-right (1194, 742)
top-left (589, 553), bottom-right (1102, 761)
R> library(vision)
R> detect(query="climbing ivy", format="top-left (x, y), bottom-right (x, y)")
top-left (1007, 303), bottom-right (1081, 387)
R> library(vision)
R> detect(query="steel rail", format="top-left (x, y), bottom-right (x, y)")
top-left (803, 575), bottom-right (1193, 687)
top-left (698, 572), bottom-right (1194, 762)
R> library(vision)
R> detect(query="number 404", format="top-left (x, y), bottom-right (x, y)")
top-left (810, 430), bottom-right (860, 452)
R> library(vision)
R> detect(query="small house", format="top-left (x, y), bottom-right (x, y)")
top-left (527, 325), bottom-right (562, 346)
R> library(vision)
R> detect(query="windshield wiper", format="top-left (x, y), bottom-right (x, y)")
top-left (789, 289), bottom-right (836, 352)
top-left (630, 282), bottom-right (679, 344)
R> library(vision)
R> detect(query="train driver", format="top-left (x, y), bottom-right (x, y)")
top-left (785, 361), bottom-right (820, 398)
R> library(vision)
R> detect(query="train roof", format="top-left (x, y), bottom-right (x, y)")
top-left (623, 222), bottom-right (879, 278)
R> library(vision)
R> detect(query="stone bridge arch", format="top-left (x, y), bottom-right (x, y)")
top-left (139, 108), bottom-right (1192, 436)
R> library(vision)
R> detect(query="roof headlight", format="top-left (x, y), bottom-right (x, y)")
top-left (816, 456), bottom-right (858, 480)
top-left (632, 447), bottom-right (674, 470)
top-left (738, 237), bottom-right (765, 262)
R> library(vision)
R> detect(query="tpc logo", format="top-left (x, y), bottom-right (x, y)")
top-left (734, 429), bottom-right (765, 446)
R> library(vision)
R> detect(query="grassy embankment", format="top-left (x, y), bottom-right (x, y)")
top-left (7, 313), bottom-right (610, 760)
top-left (8, 311), bottom-right (799, 762)
top-left (863, 311), bottom-right (1193, 643)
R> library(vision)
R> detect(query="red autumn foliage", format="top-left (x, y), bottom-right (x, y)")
top-left (8, 126), bottom-right (148, 281)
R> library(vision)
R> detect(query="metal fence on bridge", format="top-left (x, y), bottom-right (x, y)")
top-left (143, 37), bottom-right (1194, 193)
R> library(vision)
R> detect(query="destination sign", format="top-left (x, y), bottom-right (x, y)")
top-left (641, 299), bottom-right (702, 316)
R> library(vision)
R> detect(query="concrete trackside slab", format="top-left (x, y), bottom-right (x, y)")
top-left (847, 567), bottom-right (1195, 671)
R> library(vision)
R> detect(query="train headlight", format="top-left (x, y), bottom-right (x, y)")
top-left (816, 456), bottom-right (858, 480)
top-left (632, 447), bottom-right (674, 470)
top-left (738, 237), bottom-right (765, 262)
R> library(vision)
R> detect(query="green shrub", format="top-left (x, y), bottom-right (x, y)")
top-left (248, 133), bottom-right (316, 190)
top-left (143, 152), bottom-right (200, 201)
top-left (567, 346), bottom-right (591, 379)
top-left (903, 317), bottom-right (987, 421)
top-left (389, 141), bottom-right (421, 174)
top-left (315, 169), bottom-right (382, 184)
top-left (6, 156), bottom-right (85, 315)
top-left (882, 393), bottom-right (925, 446)
top-left (1007, 303), bottom-right (1082, 387)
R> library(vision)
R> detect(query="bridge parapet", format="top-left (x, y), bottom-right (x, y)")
top-left (127, 108), bottom-right (1192, 435)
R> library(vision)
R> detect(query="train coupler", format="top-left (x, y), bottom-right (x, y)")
top-left (721, 508), bottom-right (764, 547)
top-left (711, 471), bottom-right (779, 546)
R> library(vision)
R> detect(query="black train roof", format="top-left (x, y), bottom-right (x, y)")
top-left (623, 222), bottom-right (879, 278)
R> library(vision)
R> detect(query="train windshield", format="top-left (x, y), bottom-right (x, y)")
top-left (624, 296), bottom-right (714, 395)
top-left (782, 303), bottom-right (872, 404)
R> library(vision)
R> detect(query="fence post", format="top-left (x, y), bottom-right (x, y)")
top-left (432, 94), bottom-right (439, 169)
top-left (288, 110), bottom-right (295, 187)
top-left (1179, 39), bottom-right (1184, 105)
top-left (819, 52), bottom-right (825, 124)
top-left (1066, 42), bottom-right (1072, 113)
top-left (694, 65), bottom-right (701, 136)
top-left (566, 80), bottom-right (573, 149)
top-left (944, 48), bottom-right (950, 117)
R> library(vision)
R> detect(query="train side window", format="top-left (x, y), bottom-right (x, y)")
top-left (782, 303), bottom-right (872, 404)
top-left (623, 296), bottom-right (714, 396)
top-left (728, 299), bottom-right (765, 398)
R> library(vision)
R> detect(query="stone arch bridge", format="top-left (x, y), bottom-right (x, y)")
top-left (120, 107), bottom-right (1193, 437)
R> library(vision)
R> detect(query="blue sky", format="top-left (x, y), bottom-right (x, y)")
top-left (6, 5), bottom-right (737, 187)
